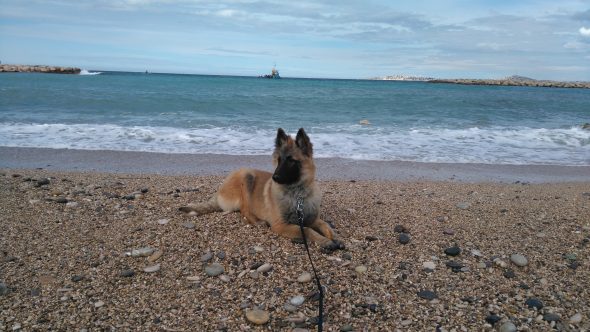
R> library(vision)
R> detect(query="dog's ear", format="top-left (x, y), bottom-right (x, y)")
top-left (295, 128), bottom-right (313, 156)
top-left (275, 128), bottom-right (289, 148)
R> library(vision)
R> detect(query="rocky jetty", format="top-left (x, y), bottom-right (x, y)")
top-left (0, 64), bottom-right (81, 74)
top-left (429, 75), bottom-right (590, 89)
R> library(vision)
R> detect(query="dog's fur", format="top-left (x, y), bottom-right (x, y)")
top-left (179, 128), bottom-right (344, 251)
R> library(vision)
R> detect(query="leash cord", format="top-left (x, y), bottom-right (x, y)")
top-left (296, 196), bottom-right (324, 332)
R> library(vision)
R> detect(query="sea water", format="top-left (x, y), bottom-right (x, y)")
top-left (0, 71), bottom-right (589, 165)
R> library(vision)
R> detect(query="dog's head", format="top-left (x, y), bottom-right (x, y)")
top-left (272, 128), bottom-right (315, 185)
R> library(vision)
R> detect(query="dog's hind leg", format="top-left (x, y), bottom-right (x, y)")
top-left (179, 195), bottom-right (223, 215)
top-left (239, 172), bottom-right (259, 225)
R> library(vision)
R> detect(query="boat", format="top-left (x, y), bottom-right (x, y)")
top-left (259, 66), bottom-right (281, 79)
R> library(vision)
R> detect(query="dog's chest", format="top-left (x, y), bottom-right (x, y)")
top-left (280, 196), bottom-right (319, 226)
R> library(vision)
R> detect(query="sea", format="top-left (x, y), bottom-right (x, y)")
top-left (1, 71), bottom-right (589, 166)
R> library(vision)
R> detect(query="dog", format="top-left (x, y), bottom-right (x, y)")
top-left (179, 128), bottom-right (344, 251)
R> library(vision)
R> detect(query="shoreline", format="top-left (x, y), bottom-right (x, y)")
top-left (1, 146), bottom-right (589, 183)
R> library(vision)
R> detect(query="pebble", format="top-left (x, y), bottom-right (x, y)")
top-left (216, 251), bottom-right (226, 260)
top-left (143, 264), bottom-right (161, 273)
top-left (253, 246), bottom-right (264, 253)
top-left (297, 272), bottom-right (312, 283)
top-left (444, 246), bottom-right (461, 256)
top-left (569, 313), bottom-right (583, 324)
top-left (284, 303), bottom-right (297, 312)
top-left (400, 319), bottom-right (412, 326)
top-left (536, 232), bottom-right (546, 238)
top-left (476, 262), bottom-right (487, 269)
top-left (127, 247), bottom-right (156, 257)
top-left (120, 269), bottom-right (135, 277)
top-left (485, 314), bottom-right (501, 325)
top-left (219, 275), bottom-right (230, 282)
top-left (157, 218), bottom-right (169, 225)
top-left (94, 300), bottom-right (105, 308)
top-left (494, 258), bottom-right (508, 268)
top-left (543, 313), bottom-right (560, 322)
top-left (36, 178), bottom-right (50, 186)
top-left (205, 263), bottom-right (224, 277)
top-left (182, 222), bottom-right (196, 229)
top-left (417, 290), bottom-right (438, 300)
top-left (65, 201), bottom-right (79, 208)
top-left (471, 249), bottom-right (482, 257)
top-left (200, 252), bottom-right (213, 262)
top-left (393, 224), bottom-right (408, 233)
top-left (147, 250), bottom-right (163, 263)
top-left (342, 252), bottom-right (352, 260)
top-left (71, 275), bottom-right (84, 282)
top-left (510, 254), bottom-right (528, 267)
top-left (256, 263), bottom-right (273, 273)
top-left (456, 202), bottom-right (470, 209)
top-left (355, 265), bottom-right (367, 274)
top-left (12, 323), bottom-right (21, 331)
top-left (436, 216), bottom-right (448, 222)
top-left (498, 321), bottom-right (517, 332)
top-left (525, 298), bottom-right (543, 310)
top-left (245, 309), bottom-right (270, 325)
top-left (398, 233), bottom-right (411, 244)
top-left (340, 325), bottom-right (354, 332)
top-left (503, 269), bottom-right (516, 278)
top-left (443, 229), bottom-right (455, 235)
top-left (290, 295), bottom-right (305, 306)
top-left (0, 282), bottom-right (9, 295)
top-left (422, 261), bottom-right (436, 270)
top-left (55, 197), bottom-right (68, 204)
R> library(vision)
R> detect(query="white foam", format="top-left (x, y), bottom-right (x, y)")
top-left (0, 122), bottom-right (588, 165)
top-left (79, 69), bottom-right (102, 75)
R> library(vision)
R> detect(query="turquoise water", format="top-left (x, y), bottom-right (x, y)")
top-left (1, 71), bottom-right (589, 165)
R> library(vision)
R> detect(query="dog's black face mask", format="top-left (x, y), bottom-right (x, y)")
top-left (272, 154), bottom-right (301, 185)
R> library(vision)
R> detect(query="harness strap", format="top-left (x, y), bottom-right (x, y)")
top-left (296, 195), bottom-right (324, 332)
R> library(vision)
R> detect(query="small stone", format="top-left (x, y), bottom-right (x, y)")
top-left (498, 321), bottom-right (517, 332)
top-left (55, 197), bottom-right (68, 204)
top-left (121, 269), bottom-right (135, 277)
top-left (393, 225), bottom-right (408, 233)
top-left (36, 178), bottom-right (50, 186)
top-left (284, 303), bottom-right (297, 312)
top-left (147, 250), bottom-right (163, 263)
top-left (200, 252), bottom-right (213, 262)
top-left (0, 282), bottom-right (9, 295)
top-left (536, 232), bottom-right (546, 238)
top-left (543, 313), bottom-right (560, 322)
top-left (422, 261), bottom-right (436, 270)
top-left (503, 269), bottom-right (516, 278)
top-left (436, 216), bottom-right (448, 222)
top-left (400, 319), bottom-right (412, 326)
top-left (477, 262), bottom-right (487, 269)
top-left (205, 263), bottom-right (224, 277)
top-left (444, 246), bottom-right (461, 256)
top-left (216, 251), bottom-right (226, 260)
top-left (355, 265), bottom-right (367, 274)
top-left (126, 247), bottom-right (156, 257)
top-left (157, 218), bottom-right (169, 225)
top-left (443, 228), bottom-right (455, 235)
top-left (245, 309), bottom-right (270, 325)
top-left (94, 300), bottom-right (105, 308)
top-left (65, 201), bottom-right (79, 208)
top-left (340, 325), bottom-right (354, 332)
top-left (398, 233), bottom-right (411, 244)
top-left (446, 261), bottom-right (464, 272)
top-left (471, 249), bottom-right (482, 257)
top-left (494, 258), bottom-right (508, 268)
top-left (342, 253), bottom-right (352, 260)
top-left (365, 235), bottom-right (378, 241)
top-left (290, 295), bottom-right (305, 306)
top-left (456, 202), bottom-right (470, 209)
top-left (485, 314), bottom-right (501, 325)
top-left (417, 290), bottom-right (437, 300)
top-left (71, 275), bottom-right (83, 282)
top-left (253, 246), bottom-right (264, 252)
top-left (219, 275), bottom-right (230, 282)
top-left (257, 263), bottom-right (273, 273)
top-left (564, 253), bottom-right (577, 261)
top-left (143, 264), bottom-right (161, 273)
top-left (182, 222), bottom-right (196, 229)
top-left (569, 313), bottom-right (583, 324)
top-left (12, 323), bottom-right (21, 331)
top-left (510, 254), bottom-right (528, 267)
top-left (525, 298), bottom-right (543, 310)
top-left (297, 272), bottom-right (312, 283)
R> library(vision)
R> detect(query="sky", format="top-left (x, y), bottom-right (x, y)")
top-left (0, 0), bottom-right (589, 80)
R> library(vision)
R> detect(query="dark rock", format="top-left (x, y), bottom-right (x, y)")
top-left (0, 282), bottom-right (9, 295)
top-left (503, 269), bottom-right (516, 278)
top-left (71, 275), bottom-right (84, 282)
top-left (30, 288), bottom-right (41, 296)
top-left (35, 178), bottom-right (50, 187)
top-left (443, 229), bottom-right (455, 235)
top-left (444, 246), bottom-right (461, 256)
top-left (417, 290), bottom-right (438, 300)
top-left (485, 314), bottom-right (502, 325)
top-left (365, 235), bottom-right (378, 242)
top-left (55, 197), bottom-right (68, 204)
top-left (340, 324), bottom-right (354, 332)
top-left (543, 313), bottom-right (560, 322)
top-left (216, 251), bottom-right (226, 260)
top-left (445, 261), bottom-right (464, 272)
top-left (398, 233), bottom-right (411, 244)
top-left (394, 225), bottom-right (408, 233)
top-left (436, 216), bottom-right (448, 222)
top-left (342, 252), bottom-right (352, 260)
top-left (121, 269), bottom-right (135, 277)
top-left (525, 298), bottom-right (543, 310)
top-left (249, 262), bottom-right (264, 270)
top-left (140, 188), bottom-right (149, 193)
top-left (123, 195), bottom-right (135, 200)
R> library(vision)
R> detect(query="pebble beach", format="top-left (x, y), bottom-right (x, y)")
top-left (1, 164), bottom-right (589, 331)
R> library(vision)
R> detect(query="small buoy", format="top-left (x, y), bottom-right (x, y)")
top-left (359, 119), bottom-right (370, 125)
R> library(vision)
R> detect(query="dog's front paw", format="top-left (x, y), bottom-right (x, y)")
top-left (321, 239), bottom-right (346, 253)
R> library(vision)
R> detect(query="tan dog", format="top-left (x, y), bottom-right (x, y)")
top-left (180, 128), bottom-right (344, 251)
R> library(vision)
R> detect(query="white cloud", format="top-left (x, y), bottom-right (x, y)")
top-left (580, 27), bottom-right (590, 37)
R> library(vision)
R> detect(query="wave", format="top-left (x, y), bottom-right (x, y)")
top-left (79, 69), bottom-right (102, 75)
top-left (0, 122), bottom-right (588, 165)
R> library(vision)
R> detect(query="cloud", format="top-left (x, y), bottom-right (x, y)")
top-left (580, 27), bottom-right (590, 37)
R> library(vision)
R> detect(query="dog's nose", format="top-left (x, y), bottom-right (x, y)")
top-left (272, 174), bottom-right (280, 182)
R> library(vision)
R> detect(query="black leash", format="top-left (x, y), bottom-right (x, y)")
top-left (295, 195), bottom-right (324, 332)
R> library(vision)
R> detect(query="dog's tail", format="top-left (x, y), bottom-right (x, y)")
top-left (179, 196), bottom-right (222, 215)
